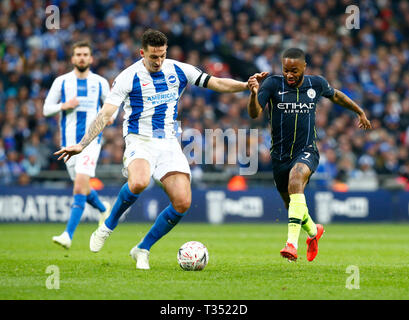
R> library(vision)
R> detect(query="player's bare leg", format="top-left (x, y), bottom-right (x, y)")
top-left (74, 174), bottom-right (112, 227)
top-left (288, 163), bottom-right (324, 261)
top-left (162, 172), bottom-right (191, 214)
top-left (280, 163), bottom-right (316, 261)
top-left (279, 187), bottom-right (323, 261)
top-left (90, 159), bottom-right (149, 253)
top-left (73, 173), bottom-right (91, 195)
top-left (131, 172), bottom-right (191, 269)
top-left (126, 159), bottom-right (152, 195)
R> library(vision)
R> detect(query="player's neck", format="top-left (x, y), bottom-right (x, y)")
top-left (74, 68), bottom-right (90, 79)
top-left (294, 77), bottom-right (305, 88)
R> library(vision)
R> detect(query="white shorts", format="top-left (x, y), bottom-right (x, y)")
top-left (122, 134), bottom-right (191, 182)
top-left (65, 139), bottom-right (101, 181)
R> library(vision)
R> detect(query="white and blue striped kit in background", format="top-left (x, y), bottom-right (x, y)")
top-left (43, 71), bottom-right (110, 146)
top-left (105, 58), bottom-right (210, 139)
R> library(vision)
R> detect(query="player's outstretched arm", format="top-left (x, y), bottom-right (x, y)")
top-left (329, 89), bottom-right (372, 130)
top-left (54, 103), bottom-right (119, 162)
top-left (206, 76), bottom-right (248, 93)
top-left (205, 72), bottom-right (269, 93)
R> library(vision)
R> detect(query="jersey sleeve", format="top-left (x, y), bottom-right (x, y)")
top-left (174, 61), bottom-right (211, 88)
top-left (316, 75), bottom-right (335, 98)
top-left (257, 76), bottom-right (276, 109)
top-left (43, 76), bottom-right (63, 117)
top-left (104, 70), bottom-right (132, 107)
top-left (100, 78), bottom-right (110, 102)
top-left (100, 77), bottom-right (119, 120)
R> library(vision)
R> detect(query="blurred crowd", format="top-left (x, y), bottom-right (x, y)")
top-left (1, 0), bottom-right (409, 190)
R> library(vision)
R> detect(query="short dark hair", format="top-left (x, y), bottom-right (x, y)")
top-left (282, 48), bottom-right (305, 61)
top-left (71, 40), bottom-right (92, 56)
top-left (141, 29), bottom-right (168, 49)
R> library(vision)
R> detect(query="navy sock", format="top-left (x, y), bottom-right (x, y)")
top-left (104, 183), bottom-right (139, 230)
top-left (86, 189), bottom-right (106, 212)
top-left (138, 204), bottom-right (184, 251)
top-left (66, 194), bottom-right (87, 239)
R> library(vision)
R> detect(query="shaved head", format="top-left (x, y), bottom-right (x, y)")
top-left (282, 48), bottom-right (306, 61)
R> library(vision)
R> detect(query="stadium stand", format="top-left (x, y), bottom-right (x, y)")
top-left (0, 0), bottom-right (408, 191)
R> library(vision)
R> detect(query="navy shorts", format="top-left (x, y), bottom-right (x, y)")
top-left (271, 147), bottom-right (320, 193)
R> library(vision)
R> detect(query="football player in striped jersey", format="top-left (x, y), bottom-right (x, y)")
top-left (44, 41), bottom-right (117, 249)
top-left (55, 29), bottom-right (262, 269)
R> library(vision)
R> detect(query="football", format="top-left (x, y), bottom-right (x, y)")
top-left (177, 241), bottom-right (209, 271)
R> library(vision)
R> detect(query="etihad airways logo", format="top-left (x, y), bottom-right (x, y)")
top-left (277, 102), bottom-right (315, 113)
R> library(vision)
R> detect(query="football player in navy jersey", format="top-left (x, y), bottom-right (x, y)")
top-left (247, 48), bottom-right (371, 262)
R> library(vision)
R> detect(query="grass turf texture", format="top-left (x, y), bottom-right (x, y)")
top-left (0, 223), bottom-right (408, 300)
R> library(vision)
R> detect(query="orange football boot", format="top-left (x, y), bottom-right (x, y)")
top-left (280, 242), bottom-right (298, 261)
top-left (306, 224), bottom-right (324, 262)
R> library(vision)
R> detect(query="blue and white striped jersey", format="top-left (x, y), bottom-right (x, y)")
top-left (43, 71), bottom-right (110, 147)
top-left (105, 58), bottom-right (210, 138)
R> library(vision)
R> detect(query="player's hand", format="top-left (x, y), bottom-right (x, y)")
top-left (62, 97), bottom-right (79, 111)
top-left (54, 144), bottom-right (84, 163)
top-left (248, 72), bottom-right (268, 94)
top-left (357, 113), bottom-right (372, 130)
top-left (247, 77), bottom-right (259, 94)
top-left (251, 72), bottom-right (269, 83)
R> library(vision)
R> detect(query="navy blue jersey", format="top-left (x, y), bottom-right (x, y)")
top-left (257, 75), bottom-right (334, 161)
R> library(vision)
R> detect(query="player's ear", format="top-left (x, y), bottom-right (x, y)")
top-left (140, 48), bottom-right (145, 58)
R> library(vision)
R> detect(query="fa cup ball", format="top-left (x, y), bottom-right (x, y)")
top-left (177, 241), bottom-right (209, 271)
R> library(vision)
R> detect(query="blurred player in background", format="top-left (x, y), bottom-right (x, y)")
top-left (55, 29), bottom-right (263, 269)
top-left (247, 48), bottom-right (371, 262)
top-left (43, 41), bottom-right (117, 249)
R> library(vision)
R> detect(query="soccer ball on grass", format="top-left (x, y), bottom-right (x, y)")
top-left (177, 241), bottom-right (209, 271)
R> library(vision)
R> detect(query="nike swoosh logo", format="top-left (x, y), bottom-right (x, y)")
top-left (142, 83), bottom-right (150, 86)
top-left (278, 91), bottom-right (289, 95)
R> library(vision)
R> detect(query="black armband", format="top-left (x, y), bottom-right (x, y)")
top-left (194, 73), bottom-right (211, 88)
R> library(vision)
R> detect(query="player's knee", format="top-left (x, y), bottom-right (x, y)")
top-left (73, 185), bottom-right (88, 195)
top-left (73, 174), bottom-right (90, 195)
top-left (172, 197), bottom-right (191, 214)
top-left (128, 178), bottom-right (150, 194)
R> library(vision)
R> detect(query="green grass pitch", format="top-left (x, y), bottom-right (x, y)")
top-left (1, 223), bottom-right (408, 300)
